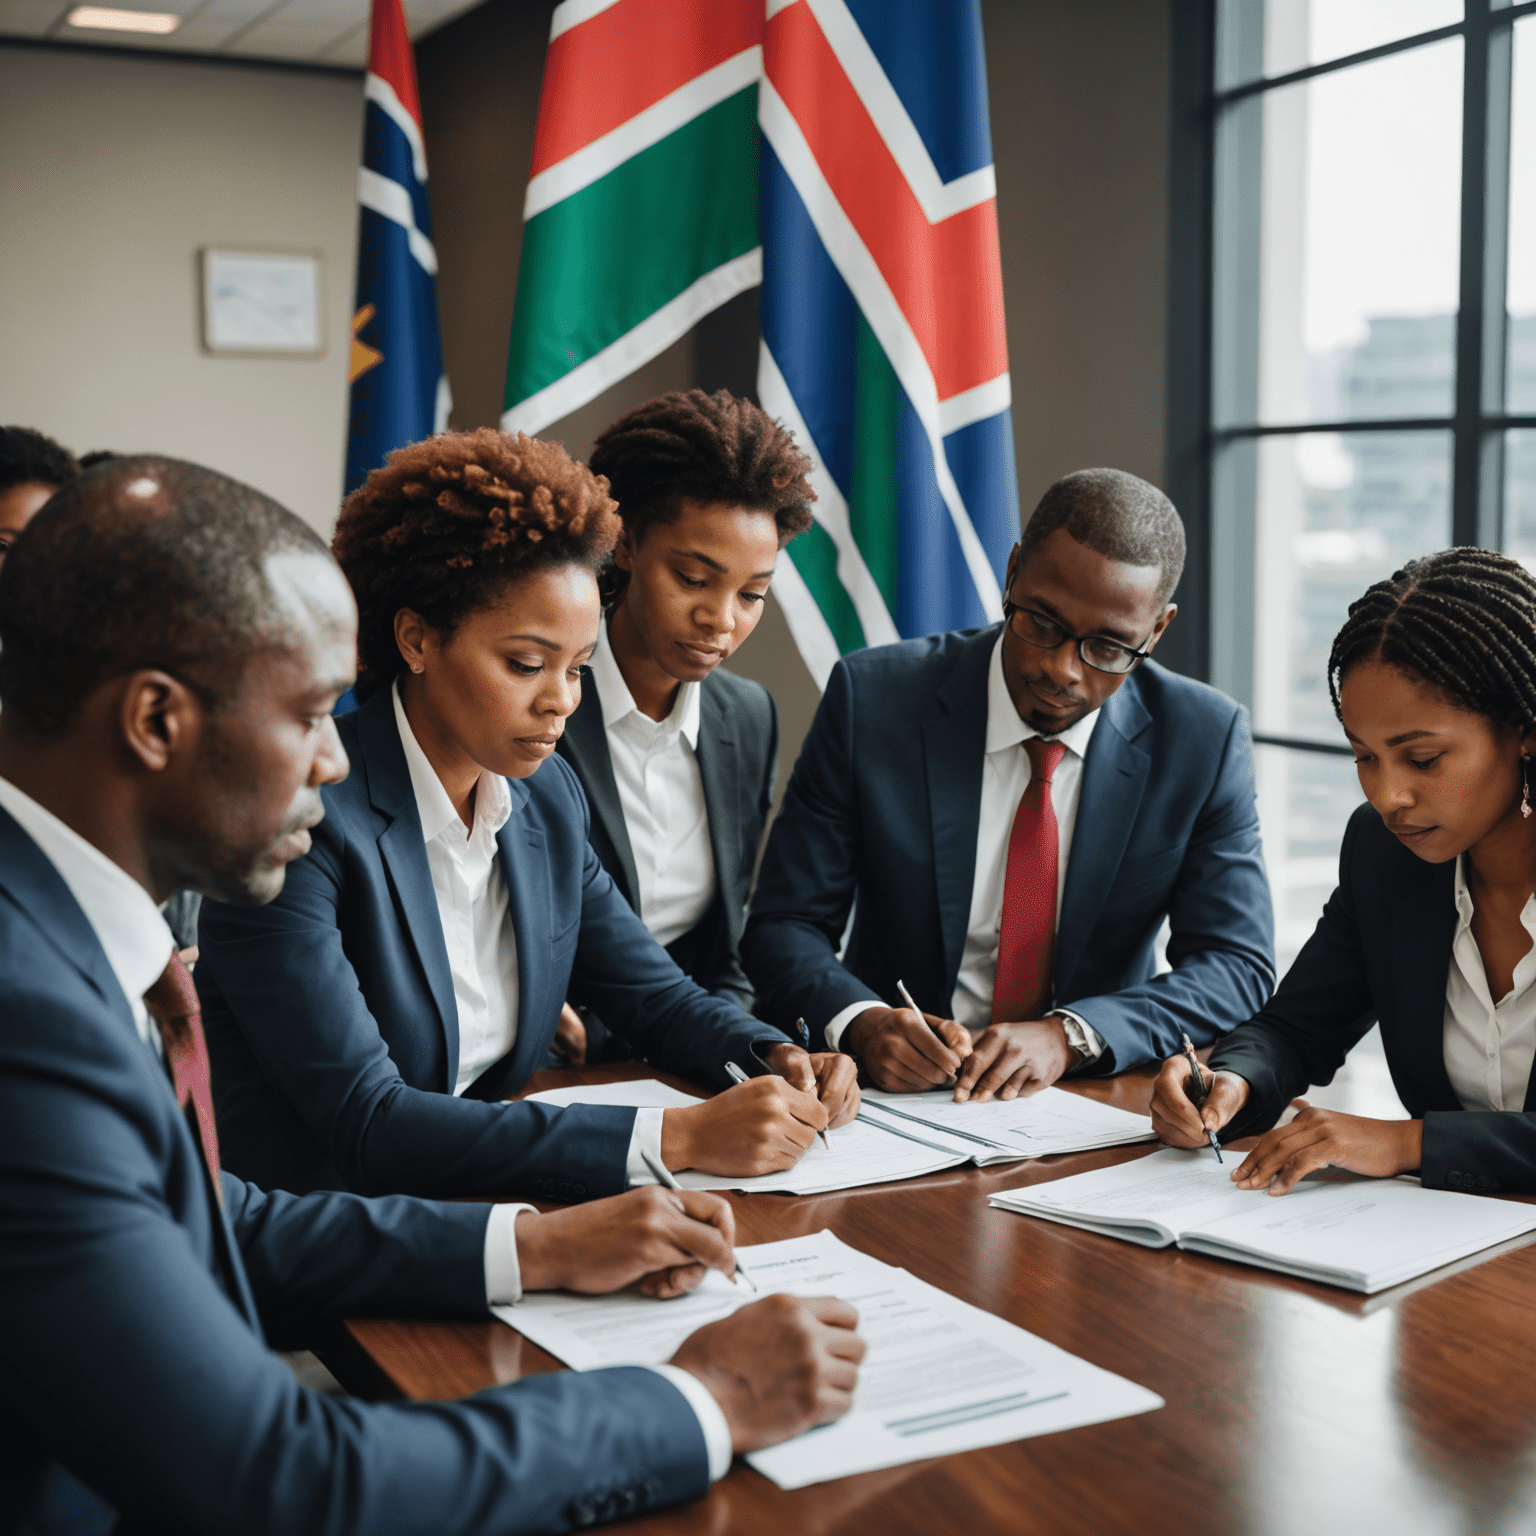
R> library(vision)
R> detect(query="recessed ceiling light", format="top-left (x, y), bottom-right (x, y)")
top-left (66, 6), bottom-right (182, 33)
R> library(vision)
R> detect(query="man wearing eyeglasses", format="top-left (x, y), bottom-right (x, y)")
top-left (742, 468), bottom-right (1274, 1100)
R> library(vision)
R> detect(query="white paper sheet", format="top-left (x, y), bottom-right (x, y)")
top-left (525, 1078), bottom-right (967, 1193)
top-left (861, 1086), bottom-right (1155, 1163)
top-left (493, 1231), bottom-right (1163, 1488)
top-left (523, 1079), bottom-right (706, 1111)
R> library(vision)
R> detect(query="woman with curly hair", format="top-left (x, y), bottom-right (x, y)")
top-left (1152, 547), bottom-right (1536, 1195)
top-left (196, 429), bottom-right (856, 1207)
top-left (551, 389), bottom-right (819, 1065)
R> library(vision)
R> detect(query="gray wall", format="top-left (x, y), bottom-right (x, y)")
top-left (417, 0), bottom-right (1174, 802)
top-left (0, 46), bottom-right (363, 535)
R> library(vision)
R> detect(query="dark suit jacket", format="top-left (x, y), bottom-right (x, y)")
top-left (1210, 802), bottom-right (1536, 1192)
top-left (556, 665), bottom-right (778, 1008)
top-left (743, 626), bottom-right (1276, 1070)
top-left (0, 806), bottom-right (706, 1536)
top-left (197, 687), bottom-right (791, 1200)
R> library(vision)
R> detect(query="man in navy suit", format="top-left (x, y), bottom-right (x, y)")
top-left (0, 457), bottom-right (862, 1534)
top-left (744, 469), bottom-right (1274, 1101)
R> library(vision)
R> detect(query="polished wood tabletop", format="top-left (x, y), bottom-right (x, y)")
top-left (336, 1065), bottom-right (1536, 1535)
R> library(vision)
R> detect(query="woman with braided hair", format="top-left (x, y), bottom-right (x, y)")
top-left (1151, 546), bottom-right (1536, 1195)
top-left (550, 388), bottom-right (827, 1068)
top-left (196, 428), bottom-right (857, 1215)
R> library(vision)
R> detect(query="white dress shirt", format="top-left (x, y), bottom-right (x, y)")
top-left (1443, 854), bottom-right (1536, 1112)
top-left (586, 621), bottom-right (717, 946)
top-left (0, 771), bottom-right (732, 1475)
top-left (825, 635), bottom-right (1106, 1060)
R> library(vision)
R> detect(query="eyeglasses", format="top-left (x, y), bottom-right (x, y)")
top-left (1002, 600), bottom-right (1152, 676)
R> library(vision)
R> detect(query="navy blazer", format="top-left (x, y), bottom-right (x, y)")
top-left (0, 806), bottom-right (706, 1536)
top-left (1211, 802), bottom-right (1536, 1192)
top-left (556, 664), bottom-right (778, 1008)
top-left (197, 686), bottom-right (791, 1199)
top-left (743, 626), bottom-right (1276, 1069)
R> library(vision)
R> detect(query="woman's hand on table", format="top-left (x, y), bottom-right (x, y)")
top-left (1231, 1103), bottom-right (1424, 1195)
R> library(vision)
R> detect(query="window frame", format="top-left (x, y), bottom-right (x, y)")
top-left (1164, 0), bottom-right (1536, 761)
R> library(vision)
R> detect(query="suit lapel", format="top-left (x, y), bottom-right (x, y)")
top-left (1054, 679), bottom-right (1151, 996)
top-left (1389, 853), bottom-right (1461, 1111)
top-left (356, 689), bottom-right (461, 1091)
top-left (0, 806), bottom-right (139, 1040)
top-left (695, 681), bottom-right (739, 920)
top-left (925, 628), bottom-right (997, 988)
top-left (561, 682), bottom-right (640, 909)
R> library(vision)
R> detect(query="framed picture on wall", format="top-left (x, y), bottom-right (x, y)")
top-left (198, 248), bottom-right (324, 357)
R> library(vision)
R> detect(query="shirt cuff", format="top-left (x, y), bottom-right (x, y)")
top-left (1048, 1009), bottom-right (1106, 1066)
top-left (825, 999), bottom-right (884, 1054)
top-left (625, 1108), bottom-right (668, 1186)
top-left (644, 1364), bottom-right (734, 1481)
top-left (483, 1202), bottom-right (541, 1306)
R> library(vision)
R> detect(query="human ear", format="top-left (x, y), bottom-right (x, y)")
top-left (1002, 541), bottom-right (1021, 602)
top-left (612, 527), bottom-right (639, 574)
top-left (119, 670), bottom-right (201, 773)
top-left (394, 608), bottom-right (431, 674)
top-left (1144, 604), bottom-right (1178, 650)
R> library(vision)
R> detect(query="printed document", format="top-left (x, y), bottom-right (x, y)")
top-left (492, 1230), bottom-right (1162, 1487)
top-left (525, 1079), bottom-right (1152, 1194)
top-left (990, 1147), bottom-right (1536, 1292)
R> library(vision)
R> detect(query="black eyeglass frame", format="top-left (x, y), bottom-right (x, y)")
top-left (1001, 599), bottom-right (1155, 676)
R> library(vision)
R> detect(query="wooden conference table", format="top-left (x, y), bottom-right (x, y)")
top-left (333, 1064), bottom-right (1536, 1535)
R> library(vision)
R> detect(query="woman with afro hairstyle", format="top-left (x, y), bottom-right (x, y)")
top-left (1152, 548), bottom-right (1536, 1196)
top-left (550, 389), bottom-right (844, 1077)
top-left (196, 429), bottom-right (856, 1210)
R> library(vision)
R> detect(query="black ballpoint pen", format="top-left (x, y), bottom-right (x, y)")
top-left (1179, 1030), bottom-right (1223, 1163)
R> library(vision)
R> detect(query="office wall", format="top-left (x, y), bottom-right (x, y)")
top-left (0, 46), bottom-right (361, 535)
top-left (417, 0), bottom-right (1174, 797)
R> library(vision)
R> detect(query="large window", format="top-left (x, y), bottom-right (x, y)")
top-left (1200, 0), bottom-right (1536, 970)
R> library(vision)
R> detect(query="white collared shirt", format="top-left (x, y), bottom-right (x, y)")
top-left (586, 621), bottom-right (716, 947)
top-left (1443, 854), bottom-right (1536, 1112)
top-left (393, 681), bottom-right (519, 1096)
top-left (825, 634), bottom-right (1105, 1057)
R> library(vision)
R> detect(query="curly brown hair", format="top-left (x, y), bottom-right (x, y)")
top-left (333, 429), bottom-right (620, 701)
top-left (588, 389), bottom-right (815, 606)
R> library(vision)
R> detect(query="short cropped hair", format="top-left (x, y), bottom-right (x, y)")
top-left (332, 429), bottom-right (621, 701)
top-left (0, 426), bottom-right (78, 495)
top-left (1017, 468), bottom-right (1186, 607)
top-left (588, 389), bottom-right (814, 606)
top-left (0, 456), bottom-right (328, 734)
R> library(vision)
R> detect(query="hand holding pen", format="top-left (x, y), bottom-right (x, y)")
top-left (1177, 1032), bottom-right (1224, 1163)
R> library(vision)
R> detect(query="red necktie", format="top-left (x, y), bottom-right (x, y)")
top-left (144, 952), bottom-right (224, 1208)
top-left (992, 737), bottom-right (1068, 1024)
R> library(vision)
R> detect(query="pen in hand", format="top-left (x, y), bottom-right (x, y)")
top-left (1179, 1030), bottom-right (1224, 1164)
top-left (638, 1146), bottom-right (756, 1291)
top-left (896, 979), bottom-right (968, 1086)
top-left (726, 1058), bottom-right (831, 1151)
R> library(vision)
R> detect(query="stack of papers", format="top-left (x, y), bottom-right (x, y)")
top-left (523, 1079), bottom-right (1154, 1196)
top-left (990, 1147), bottom-right (1536, 1293)
top-left (493, 1230), bottom-right (1162, 1487)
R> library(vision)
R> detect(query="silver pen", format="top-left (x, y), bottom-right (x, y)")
top-left (638, 1146), bottom-right (754, 1291)
top-left (896, 979), bottom-right (963, 1086)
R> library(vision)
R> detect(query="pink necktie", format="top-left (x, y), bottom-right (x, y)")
top-left (992, 737), bottom-right (1067, 1024)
